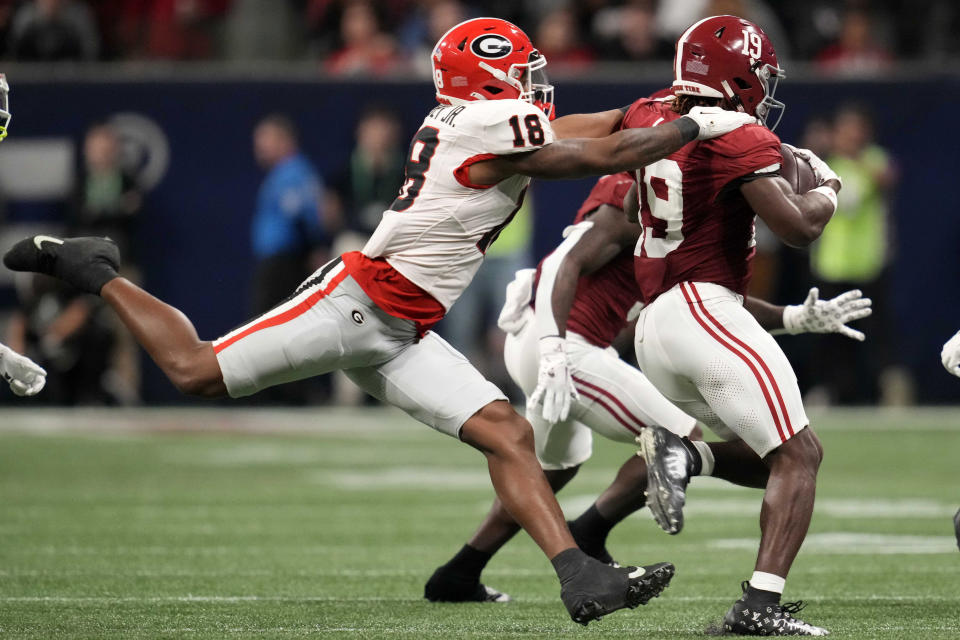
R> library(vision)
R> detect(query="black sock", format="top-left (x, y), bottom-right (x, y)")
top-left (550, 547), bottom-right (589, 584)
top-left (441, 544), bottom-right (493, 581)
top-left (570, 504), bottom-right (615, 544)
top-left (680, 437), bottom-right (703, 476)
top-left (745, 584), bottom-right (781, 606)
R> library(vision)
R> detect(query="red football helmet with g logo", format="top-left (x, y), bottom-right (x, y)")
top-left (672, 15), bottom-right (785, 129)
top-left (431, 18), bottom-right (554, 118)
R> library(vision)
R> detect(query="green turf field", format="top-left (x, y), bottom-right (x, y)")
top-left (1, 407), bottom-right (958, 639)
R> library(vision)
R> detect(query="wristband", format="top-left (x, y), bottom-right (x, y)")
top-left (673, 117), bottom-right (700, 144)
top-left (810, 185), bottom-right (838, 214)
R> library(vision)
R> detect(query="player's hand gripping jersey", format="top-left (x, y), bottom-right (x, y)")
top-left (623, 98), bottom-right (782, 303)
top-left (353, 99), bottom-right (554, 331)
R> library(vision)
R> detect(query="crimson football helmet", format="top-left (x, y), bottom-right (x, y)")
top-left (431, 18), bottom-right (554, 118)
top-left (672, 15), bottom-right (785, 130)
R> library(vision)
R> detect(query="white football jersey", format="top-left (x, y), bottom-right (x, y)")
top-left (362, 99), bottom-right (555, 311)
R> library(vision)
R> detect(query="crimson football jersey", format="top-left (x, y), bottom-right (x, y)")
top-left (623, 98), bottom-right (782, 303)
top-left (534, 172), bottom-right (638, 348)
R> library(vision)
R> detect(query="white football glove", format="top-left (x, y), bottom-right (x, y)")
top-left (782, 287), bottom-right (872, 341)
top-left (782, 143), bottom-right (842, 188)
top-left (941, 330), bottom-right (960, 378)
top-left (0, 343), bottom-right (46, 396)
top-left (685, 106), bottom-right (757, 140)
top-left (529, 336), bottom-right (578, 424)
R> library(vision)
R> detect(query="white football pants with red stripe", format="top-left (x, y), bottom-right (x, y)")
top-left (214, 257), bottom-right (505, 438)
top-left (503, 308), bottom-right (696, 470)
top-left (635, 282), bottom-right (809, 458)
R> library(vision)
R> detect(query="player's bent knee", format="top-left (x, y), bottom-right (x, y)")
top-left (769, 426), bottom-right (822, 474)
top-left (167, 346), bottom-right (226, 398)
top-left (462, 400), bottom-right (535, 456)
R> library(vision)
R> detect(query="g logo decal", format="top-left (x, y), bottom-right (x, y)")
top-left (470, 34), bottom-right (512, 59)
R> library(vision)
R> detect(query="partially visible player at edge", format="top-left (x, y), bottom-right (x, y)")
top-left (622, 15), bottom-right (839, 635)
top-left (425, 170), bottom-right (870, 607)
top-left (0, 74), bottom-right (47, 397)
top-left (941, 331), bottom-right (960, 550)
top-left (1, 18), bottom-right (756, 625)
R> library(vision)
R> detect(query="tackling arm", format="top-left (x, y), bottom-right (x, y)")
top-left (472, 118), bottom-right (699, 184)
top-left (550, 108), bottom-right (626, 140)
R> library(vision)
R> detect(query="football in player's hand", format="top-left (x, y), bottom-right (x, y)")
top-left (780, 143), bottom-right (818, 194)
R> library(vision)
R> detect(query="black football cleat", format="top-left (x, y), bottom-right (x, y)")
top-left (723, 582), bottom-right (830, 636)
top-left (423, 566), bottom-right (511, 603)
top-left (562, 559), bottom-right (674, 626)
top-left (3, 235), bottom-right (120, 295)
top-left (954, 508), bottom-right (960, 551)
top-left (638, 425), bottom-right (694, 534)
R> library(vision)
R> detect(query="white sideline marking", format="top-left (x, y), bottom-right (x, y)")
top-left (557, 495), bottom-right (957, 520)
top-left (3, 595), bottom-right (959, 605)
top-left (319, 468), bottom-right (491, 489)
top-left (711, 533), bottom-right (958, 555)
top-left (1, 406), bottom-right (959, 435)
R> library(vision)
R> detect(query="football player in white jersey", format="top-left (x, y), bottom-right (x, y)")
top-left (3, 18), bottom-right (755, 625)
top-left (0, 74), bottom-right (47, 397)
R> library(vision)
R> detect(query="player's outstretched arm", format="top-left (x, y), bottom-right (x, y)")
top-left (530, 205), bottom-right (639, 424)
top-left (551, 108), bottom-right (626, 140)
top-left (471, 107), bottom-right (754, 184)
top-left (0, 342), bottom-right (46, 396)
top-left (744, 288), bottom-right (873, 341)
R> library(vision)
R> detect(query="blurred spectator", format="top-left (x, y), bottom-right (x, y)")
top-left (70, 121), bottom-right (144, 404)
top-left (809, 104), bottom-right (899, 405)
top-left (8, 0), bottom-right (100, 61)
top-left (224, 0), bottom-right (302, 60)
top-left (250, 113), bottom-right (329, 314)
top-left (324, 0), bottom-right (397, 76)
top-left (816, 8), bottom-right (892, 75)
top-left (655, 0), bottom-right (790, 60)
top-left (6, 274), bottom-right (116, 405)
top-left (535, 6), bottom-right (594, 69)
top-left (116, 0), bottom-right (230, 60)
top-left (250, 113), bottom-right (330, 404)
top-left (71, 123), bottom-right (142, 258)
top-left (401, 0), bottom-right (468, 77)
top-left (331, 106), bottom-right (404, 248)
top-left (594, 0), bottom-right (672, 61)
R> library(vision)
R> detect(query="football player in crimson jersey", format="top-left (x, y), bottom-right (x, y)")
top-left (2, 18), bottom-right (757, 626)
top-left (425, 171), bottom-right (870, 603)
top-left (618, 16), bottom-right (841, 635)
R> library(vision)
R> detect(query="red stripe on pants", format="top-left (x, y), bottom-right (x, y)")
top-left (679, 283), bottom-right (787, 444)
top-left (214, 270), bottom-right (348, 354)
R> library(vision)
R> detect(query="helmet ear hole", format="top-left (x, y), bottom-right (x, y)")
top-left (733, 77), bottom-right (752, 90)
top-left (483, 85), bottom-right (504, 95)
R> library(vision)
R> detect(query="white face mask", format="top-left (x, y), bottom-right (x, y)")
top-left (0, 74), bottom-right (10, 141)
top-left (755, 63), bottom-right (785, 131)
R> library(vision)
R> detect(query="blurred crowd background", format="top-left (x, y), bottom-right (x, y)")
top-left (0, 0), bottom-right (956, 409)
top-left (0, 0), bottom-right (958, 70)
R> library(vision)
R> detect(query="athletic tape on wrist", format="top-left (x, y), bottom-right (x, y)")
top-left (810, 185), bottom-right (838, 214)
